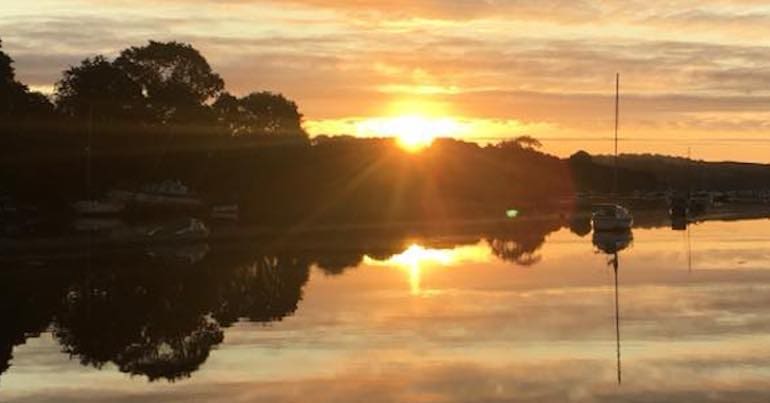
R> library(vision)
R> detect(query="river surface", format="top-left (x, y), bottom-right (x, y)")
top-left (3, 217), bottom-right (770, 402)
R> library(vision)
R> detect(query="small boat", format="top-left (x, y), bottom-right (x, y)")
top-left (669, 193), bottom-right (689, 218)
top-left (111, 180), bottom-right (203, 209)
top-left (72, 199), bottom-right (125, 216)
top-left (108, 218), bottom-right (210, 243)
top-left (592, 204), bottom-right (633, 232)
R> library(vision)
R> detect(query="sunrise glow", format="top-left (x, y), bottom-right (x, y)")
top-left (354, 116), bottom-right (463, 152)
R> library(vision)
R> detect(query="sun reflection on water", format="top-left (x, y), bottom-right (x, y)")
top-left (364, 243), bottom-right (490, 295)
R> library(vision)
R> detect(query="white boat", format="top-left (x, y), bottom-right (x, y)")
top-left (592, 204), bottom-right (633, 231)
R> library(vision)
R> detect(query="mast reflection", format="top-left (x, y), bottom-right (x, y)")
top-left (592, 229), bottom-right (633, 385)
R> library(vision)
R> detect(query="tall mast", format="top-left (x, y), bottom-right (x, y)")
top-left (86, 103), bottom-right (93, 201)
top-left (613, 73), bottom-right (619, 195)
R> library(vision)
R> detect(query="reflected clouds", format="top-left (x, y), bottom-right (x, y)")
top-left (5, 217), bottom-right (770, 402)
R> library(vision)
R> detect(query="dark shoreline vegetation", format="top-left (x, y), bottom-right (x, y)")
top-left (4, 38), bottom-right (770, 231)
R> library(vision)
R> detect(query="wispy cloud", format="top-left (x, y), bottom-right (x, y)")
top-left (4, 0), bottom-right (770, 160)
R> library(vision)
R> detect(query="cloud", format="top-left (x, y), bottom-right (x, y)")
top-left (6, 0), bottom-right (770, 159)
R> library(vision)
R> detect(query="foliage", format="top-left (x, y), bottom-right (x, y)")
top-left (114, 41), bottom-right (224, 124)
top-left (0, 39), bottom-right (53, 120)
top-left (214, 91), bottom-right (307, 139)
top-left (55, 56), bottom-right (145, 122)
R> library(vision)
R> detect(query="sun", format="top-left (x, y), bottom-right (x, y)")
top-left (354, 115), bottom-right (463, 153)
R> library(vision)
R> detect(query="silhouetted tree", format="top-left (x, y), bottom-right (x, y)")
top-left (496, 135), bottom-right (542, 150)
top-left (55, 55), bottom-right (145, 123)
top-left (0, 39), bottom-right (53, 121)
top-left (114, 41), bottom-right (223, 125)
top-left (214, 91), bottom-right (307, 140)
top-left (568, 150), bottom-right (592, 165)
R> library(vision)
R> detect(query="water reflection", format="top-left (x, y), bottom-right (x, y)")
top-left (0, 248), bottom-right (313, 382)
top-left (0, 216), bottom-right (565, 383)
top-left (364, 243), bottom-right (489, 295)
top-left (592, 229), bottom-right (633, 385)
top-left (5, 213), bottom-right (770, 402)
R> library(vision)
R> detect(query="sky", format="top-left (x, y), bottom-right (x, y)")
top-left (3, 0), bottom-right (770, 161)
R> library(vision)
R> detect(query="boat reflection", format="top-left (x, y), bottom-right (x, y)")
top-left (592, 229), bottom-right (633, 385)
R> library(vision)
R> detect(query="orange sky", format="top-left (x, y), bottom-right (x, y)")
top-left (4, 0), bottom-right (770, 161)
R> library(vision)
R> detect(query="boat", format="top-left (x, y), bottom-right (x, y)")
top-left (108, 218), bottom-right (210, 243)
top-left (592, 73), bottom-right (634, 232)
top-left (110, 180), bottom-right (203, 209)
top-left (669, 193), bottom-right (689, 219)
top-left (72, 199), bottom-right (125, 216)
top-left (592, 204), bottom-right (633, 231)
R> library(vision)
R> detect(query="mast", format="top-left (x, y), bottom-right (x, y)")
top-left (86, 103), bottom-right (93, 201)
top-left (613, 73), bottom-right (620, 195)
top-left (614, 252), bottom-right (621, 385)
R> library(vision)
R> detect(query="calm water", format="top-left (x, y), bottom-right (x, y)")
top-left (3, 217), bottom-right (770, 402)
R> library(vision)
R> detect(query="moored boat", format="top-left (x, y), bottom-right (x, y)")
top-left (110, 180), bottom-right (204, 209)
top-left (592, 204), bottom-right (633, 232)
top-left (72, 199), bottom-right (126, 216)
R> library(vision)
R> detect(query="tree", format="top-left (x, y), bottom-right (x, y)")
top-left (496, 135), bottom-right (543, 150)
top-left (0, 39), bottom-right (14, 86)
top-left (55, 55), bottom-right (144, 122)
top-left (568, 150), bottom-right (592, 166)
top-left (114, 41), bottom-right (224, 124)
top-left (0, 39), bottom-right (53, 119)
top-left (213, 91), bottom-right (307, 139)
top-left (513, 135), bottom-right (542, 149)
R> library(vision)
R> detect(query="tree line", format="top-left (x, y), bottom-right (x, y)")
top-left (1, 39), bottom-right (306, 139)
top-left (5, 38), bottom-right (724, 225)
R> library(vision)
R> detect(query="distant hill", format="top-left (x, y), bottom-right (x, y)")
top-left (586, 153), bottom-right (770, 192)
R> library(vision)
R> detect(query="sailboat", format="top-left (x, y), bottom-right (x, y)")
top-left (72, 106), bottom-right (126, 216)
top-left (592, 73), bottom-right (633, 232)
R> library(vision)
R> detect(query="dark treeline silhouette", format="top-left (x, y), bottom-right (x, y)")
top-left (0, 38), bottom-right (582, 225)
top-left (592, 153), bottom-right (770, 191)
top-left (4, 38), bottom-right (768, 228)
top-left (0, 216), bottom-right (565, 382)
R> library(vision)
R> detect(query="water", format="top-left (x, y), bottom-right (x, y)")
top-left (3, 217), bottom-right (770, 402)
